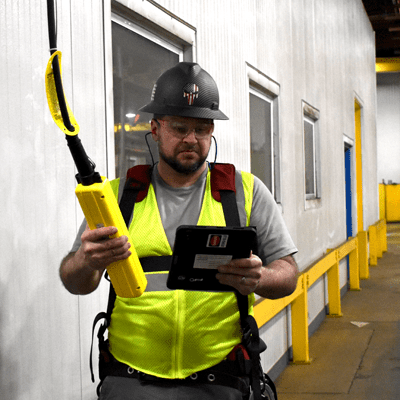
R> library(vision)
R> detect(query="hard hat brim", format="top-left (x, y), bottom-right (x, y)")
top-left (138, 102), bottom-right (229, 121)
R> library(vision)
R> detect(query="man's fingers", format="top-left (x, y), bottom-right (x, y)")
top-left (216, 253), bottom-right (263, 295)
top-left (216, 272), bottom-right (259, 296)
top-left (217, 255), bottom-right (263, 280)
top-left (108, 240), bottom-right (131, 257)
top-left (82, 225), bottom-right (118, 242)
top-left (80, 227), bottom-right (132, 271)
top-left (218, 265), bottom-right (262, 279)
top-left (90, 236), bottom-right (131, 263)
top-left (100, 234), bottom-right (128, 250)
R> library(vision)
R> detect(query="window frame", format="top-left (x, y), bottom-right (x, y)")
top-left (103, 0), bottom-right (196, 179)
top-left (249, 87), bottom-right (275, 197)
top-left (246, 63), bottom-right (281, 204)
top-left (112, 14), bottom-right (184, 59)
top-left (304, 115), bottom-right (317, 198)
top-left (302, 101), bottom-right (321, 203)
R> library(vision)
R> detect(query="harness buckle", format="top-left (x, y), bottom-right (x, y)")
top-left (227, 344), bottom-right (252, 375)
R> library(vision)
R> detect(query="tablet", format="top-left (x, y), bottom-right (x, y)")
top-left (166, 225), bottom-right (257, 291)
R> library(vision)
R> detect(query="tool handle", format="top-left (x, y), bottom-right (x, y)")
top-left (75, 178), bottom-right (147, 298)
top-left (66, 135), bottom-right (102, 185)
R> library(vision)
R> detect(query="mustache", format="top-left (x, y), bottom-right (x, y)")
top-left (177, 144), bottom-right (198, 152)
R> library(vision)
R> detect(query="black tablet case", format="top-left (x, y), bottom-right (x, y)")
top-left (167, 225), bottom-right (257, 291)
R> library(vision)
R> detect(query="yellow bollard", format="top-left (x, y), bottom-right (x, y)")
top-left (358, 231), bottom-right (369, 279)
top-left (369, 225), bottom-right (378, 266)
top-left (381, 220), bottom-right (388, 253)
top-left (291, 274), bottom-right (311, 364)
top-left (327, 252), bottom-right (343, 317)
top-left (349, 238), bottom-right (361, 291)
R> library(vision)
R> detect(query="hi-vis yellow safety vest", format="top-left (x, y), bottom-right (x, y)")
top-left (108, 164), bottom-right (256, 379)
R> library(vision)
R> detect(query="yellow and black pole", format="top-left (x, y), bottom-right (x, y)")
top-left (45, 0), bottom-right (146, 298)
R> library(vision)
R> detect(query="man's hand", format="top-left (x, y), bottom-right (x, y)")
top-left (77, 225), bottom-right (132, 273)
top-left (216, 252), bottom-right (263, 296)
top-left (216, 254), bottom-right (298, 298)
top-left (59, 225), bottom-right (132, 295)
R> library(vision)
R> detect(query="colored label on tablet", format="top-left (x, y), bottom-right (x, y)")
top-left (207, 234), bottom-right (228, 248)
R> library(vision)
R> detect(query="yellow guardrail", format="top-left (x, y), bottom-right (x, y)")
top-left (254, 219), bottom-right (387, 364)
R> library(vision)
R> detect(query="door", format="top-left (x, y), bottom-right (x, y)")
top-left (344, 143), bottom-right (353, 239)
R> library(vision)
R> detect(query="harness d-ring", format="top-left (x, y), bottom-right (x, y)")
top-left (190, 373), bottom-right (198, 380)
top-left (207, 374), bottom-right (216, 382)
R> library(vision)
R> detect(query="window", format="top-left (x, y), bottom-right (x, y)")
top-left (249, 86), bottom-right (281, 203)
top-left (247, 64), bottom-right (281, 203)
top-left (250, 89), bottom-right (274, 192)
top-left (304, 116), bottom-right (316, 196)
top-left (111, 15), bottom-right (185, 177)
top-left (303, 102), bottom-right (321, 200)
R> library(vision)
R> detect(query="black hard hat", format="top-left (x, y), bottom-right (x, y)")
top-left (139, 62), bottom-right (228, 120)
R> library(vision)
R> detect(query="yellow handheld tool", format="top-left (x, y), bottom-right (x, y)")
top-left (74, 175), bottom-right (147, 298)
top-left (45, 2), bottom-right (146, 298)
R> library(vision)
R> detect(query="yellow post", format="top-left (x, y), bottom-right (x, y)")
top-left (349, 239), bottom-right (360, 291)
top-left (327, 253), bottom-right (343, 317)
top-left (358, 231), bottom-right (369, 279)
top-left (369, 225), bottom-right (378, 266)
top-left (376, 222), bottom-right (383, 259)
top-left (381, 219), bottom-right (388, 253)
top-left (291, 274), bottom-right (311, 364)
top-left (379, 184), bottom-right (386, 220)
top-left (355, 101), bottom-right (364, 233)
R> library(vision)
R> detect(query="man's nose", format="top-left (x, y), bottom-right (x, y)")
top-left (182, 129), bottom-right (198, 142)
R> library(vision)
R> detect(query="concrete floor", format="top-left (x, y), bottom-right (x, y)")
top-left (275, 223), bottom-right (400, 400)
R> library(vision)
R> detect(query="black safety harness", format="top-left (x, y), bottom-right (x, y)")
top-left (90, 163), bottom-right (277, 399)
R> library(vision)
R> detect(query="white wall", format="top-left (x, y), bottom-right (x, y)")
top-left (377, 72), bottom-right (400, 184)
top-left (0, 0), bottom-right (377, 398)
top-left (0, 1), bottom-right (109, 399)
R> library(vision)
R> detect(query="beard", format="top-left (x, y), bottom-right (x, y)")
top-left (158, 144), bottom-right (209, 175)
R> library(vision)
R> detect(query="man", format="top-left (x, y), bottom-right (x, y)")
top-left (60, 62), bottom-right (298, 400)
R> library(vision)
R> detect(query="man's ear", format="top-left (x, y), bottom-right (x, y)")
top-left (150, 119), bottom-right (159, 141)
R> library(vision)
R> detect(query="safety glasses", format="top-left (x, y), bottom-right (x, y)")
top-left (156, 119), bottom-right (214, 140)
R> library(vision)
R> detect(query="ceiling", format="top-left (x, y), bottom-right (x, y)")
top-left (362, 0), bottom-right (400, 57)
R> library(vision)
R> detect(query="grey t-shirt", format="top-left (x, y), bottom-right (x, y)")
top-left (71, 165), bottom-right (297, 265)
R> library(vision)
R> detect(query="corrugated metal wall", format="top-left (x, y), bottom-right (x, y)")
top-left (0, 1), bottom-right (377, 398)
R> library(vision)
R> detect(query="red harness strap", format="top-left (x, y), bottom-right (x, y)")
top-left (124, 163), bottom-right (236, 203)
top-left (125, 164), bottom-right (153, 202)
top-left (209, 163), bottom-right (236, 201)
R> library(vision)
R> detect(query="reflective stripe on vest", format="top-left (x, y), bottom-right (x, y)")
top-left (108, 168), bottom-right (255, 379)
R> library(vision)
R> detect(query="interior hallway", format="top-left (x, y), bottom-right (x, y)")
top-left (275, 223), bottom-right (400, 400)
